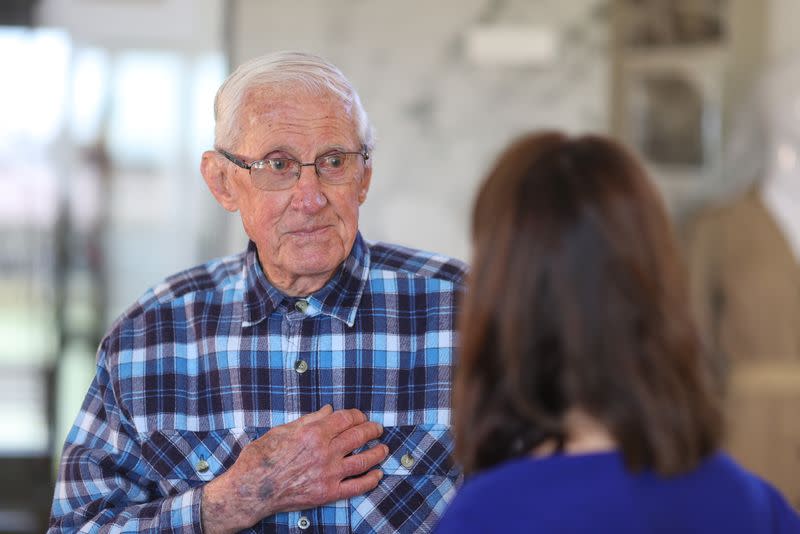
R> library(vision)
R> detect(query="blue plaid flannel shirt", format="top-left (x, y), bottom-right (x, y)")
top-left (50, 233), bottom-right (466, 533)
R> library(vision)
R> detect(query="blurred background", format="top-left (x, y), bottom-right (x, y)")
top-left (1, 0), bottom-right (798, 531)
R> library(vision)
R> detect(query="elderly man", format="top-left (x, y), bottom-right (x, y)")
top-left (49, 51), bottom-right (465, 533)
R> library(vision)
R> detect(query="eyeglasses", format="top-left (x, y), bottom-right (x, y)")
top-left (216, 146), bottom-right (370, 191)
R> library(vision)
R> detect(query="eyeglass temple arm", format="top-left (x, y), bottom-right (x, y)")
top-left (216, 148), bottom-right (251, 170)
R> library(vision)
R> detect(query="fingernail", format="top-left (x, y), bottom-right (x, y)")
top-left (377, 470), bottom-right (384, 480)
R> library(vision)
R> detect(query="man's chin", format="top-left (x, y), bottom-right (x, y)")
top-left (285, 248), bottom-right (344, 278)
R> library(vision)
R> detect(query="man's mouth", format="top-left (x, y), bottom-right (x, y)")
top-left (287, 225), bottom-right (332, 237)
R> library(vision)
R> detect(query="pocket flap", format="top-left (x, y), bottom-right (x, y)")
top-left (372, 424), bottom-right (457, 477)
top-left (142, 428), bottom-right (252, 484)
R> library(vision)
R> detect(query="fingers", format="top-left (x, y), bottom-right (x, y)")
top-left (341, 444), bottom-right (389, 478)
top-left (331, 420), bottom-right (384, 453)
top-left (297, 407), bottom-right (383, 456)
top-left (336, 469), bottom-right (384, 500)
top-left (317, 408), bottom-right (368, 435)
top-left (297, 404), bottom-right (334, 425)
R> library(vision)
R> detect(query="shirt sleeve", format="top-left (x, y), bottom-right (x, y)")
top-left (48, 338), bottom-right (204, 533)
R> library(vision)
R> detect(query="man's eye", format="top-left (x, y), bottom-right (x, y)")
top-left (267, 158), bottom-right (289, 171)
top-left (322, 155), bottom-right (344, 168)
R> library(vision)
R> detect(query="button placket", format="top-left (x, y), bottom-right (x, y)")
top-left (287, 299), bottom-right (312, 377)
top-left (294, 359), bottom-right (308, 374)
top-left (282, 314), bottom-right (303, 415)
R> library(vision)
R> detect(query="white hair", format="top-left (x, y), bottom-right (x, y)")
top-left (213, 50), bottom-right (375, 152)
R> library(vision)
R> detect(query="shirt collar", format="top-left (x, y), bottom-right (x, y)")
top-left (242, 232), bottom-right (370, 327)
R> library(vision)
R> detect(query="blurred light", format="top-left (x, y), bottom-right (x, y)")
top-left (0, 366), bottom-right (48, 455)
top-left (108, 51), bottom-right (182, 167)
top-left (53, 340), bottom-right (95, 467)
top-left (68, 48), bottom-right (110, 145)
top-left (777, 142), bottom-right (797, 172)
top-left (0, 165), bottom-right (59, 227)
top-left (0, 27), bottom-right (70, 154)
top-left (190, 52), bottom-right (226, 156)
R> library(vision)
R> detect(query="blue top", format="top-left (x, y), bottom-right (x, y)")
top-left (436, 451), bottom-right (800, 533)
top-left (50, 234), bottom-right (466, 533)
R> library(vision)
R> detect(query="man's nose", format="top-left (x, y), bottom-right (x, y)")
top-left (290, 164), bottom-right (327, 213)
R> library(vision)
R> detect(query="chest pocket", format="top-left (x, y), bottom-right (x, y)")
top-left (376, 425), bottom-right (457, 476)
top-left (139, 425), bottom-right (459, 531)
top-left (350, 424), bottom-right (460, 533)
top-left (140, 428), bottom-right (255, 497)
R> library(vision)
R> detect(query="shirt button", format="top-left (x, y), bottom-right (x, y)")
top-left (297, 516), bottom-right (310, 530)
top-left (195, 458), bottom-right (210, 473)
top-left (294, 299), bottom-right (309, 313)
top-left (294, 359), bottom-right (309, 374)
top-left (400, 452), bottom-right (415, 468)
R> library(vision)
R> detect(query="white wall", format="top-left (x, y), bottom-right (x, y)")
top-left (228, 0), bottom-right (611, 261)
top-left (766, 0), bottom-right (800, 63)
top-left (37, 0), bottom-right (223, 52)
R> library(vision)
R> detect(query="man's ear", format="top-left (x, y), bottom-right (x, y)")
top-left (358, 164), bottom-right (372, 205)
top-left (201, 150), bottom-right (239, 212)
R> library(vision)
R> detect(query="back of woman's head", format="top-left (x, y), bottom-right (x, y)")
top-left (454, 131), bottom-right (722, 476)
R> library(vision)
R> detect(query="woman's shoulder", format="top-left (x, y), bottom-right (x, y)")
top-left (632, 452), bottom-right (800, 532)
top-left (674, 451), bottom-right (787, 497)
top-left (701, 453), bottom-right (800, 530)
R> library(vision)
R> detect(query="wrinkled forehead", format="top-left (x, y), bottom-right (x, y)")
top-left (239, 83), bottom-right (355, 129)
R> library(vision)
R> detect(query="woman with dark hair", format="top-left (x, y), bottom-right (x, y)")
top-left (436, 132), bottom-right (800, 533)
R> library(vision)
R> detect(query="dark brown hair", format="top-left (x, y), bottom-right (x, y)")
top-left (454, 131), bottom-right (722, 476)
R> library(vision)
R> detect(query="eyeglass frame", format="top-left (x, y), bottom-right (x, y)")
top-left (216, 146), bottom-right (370, 191)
